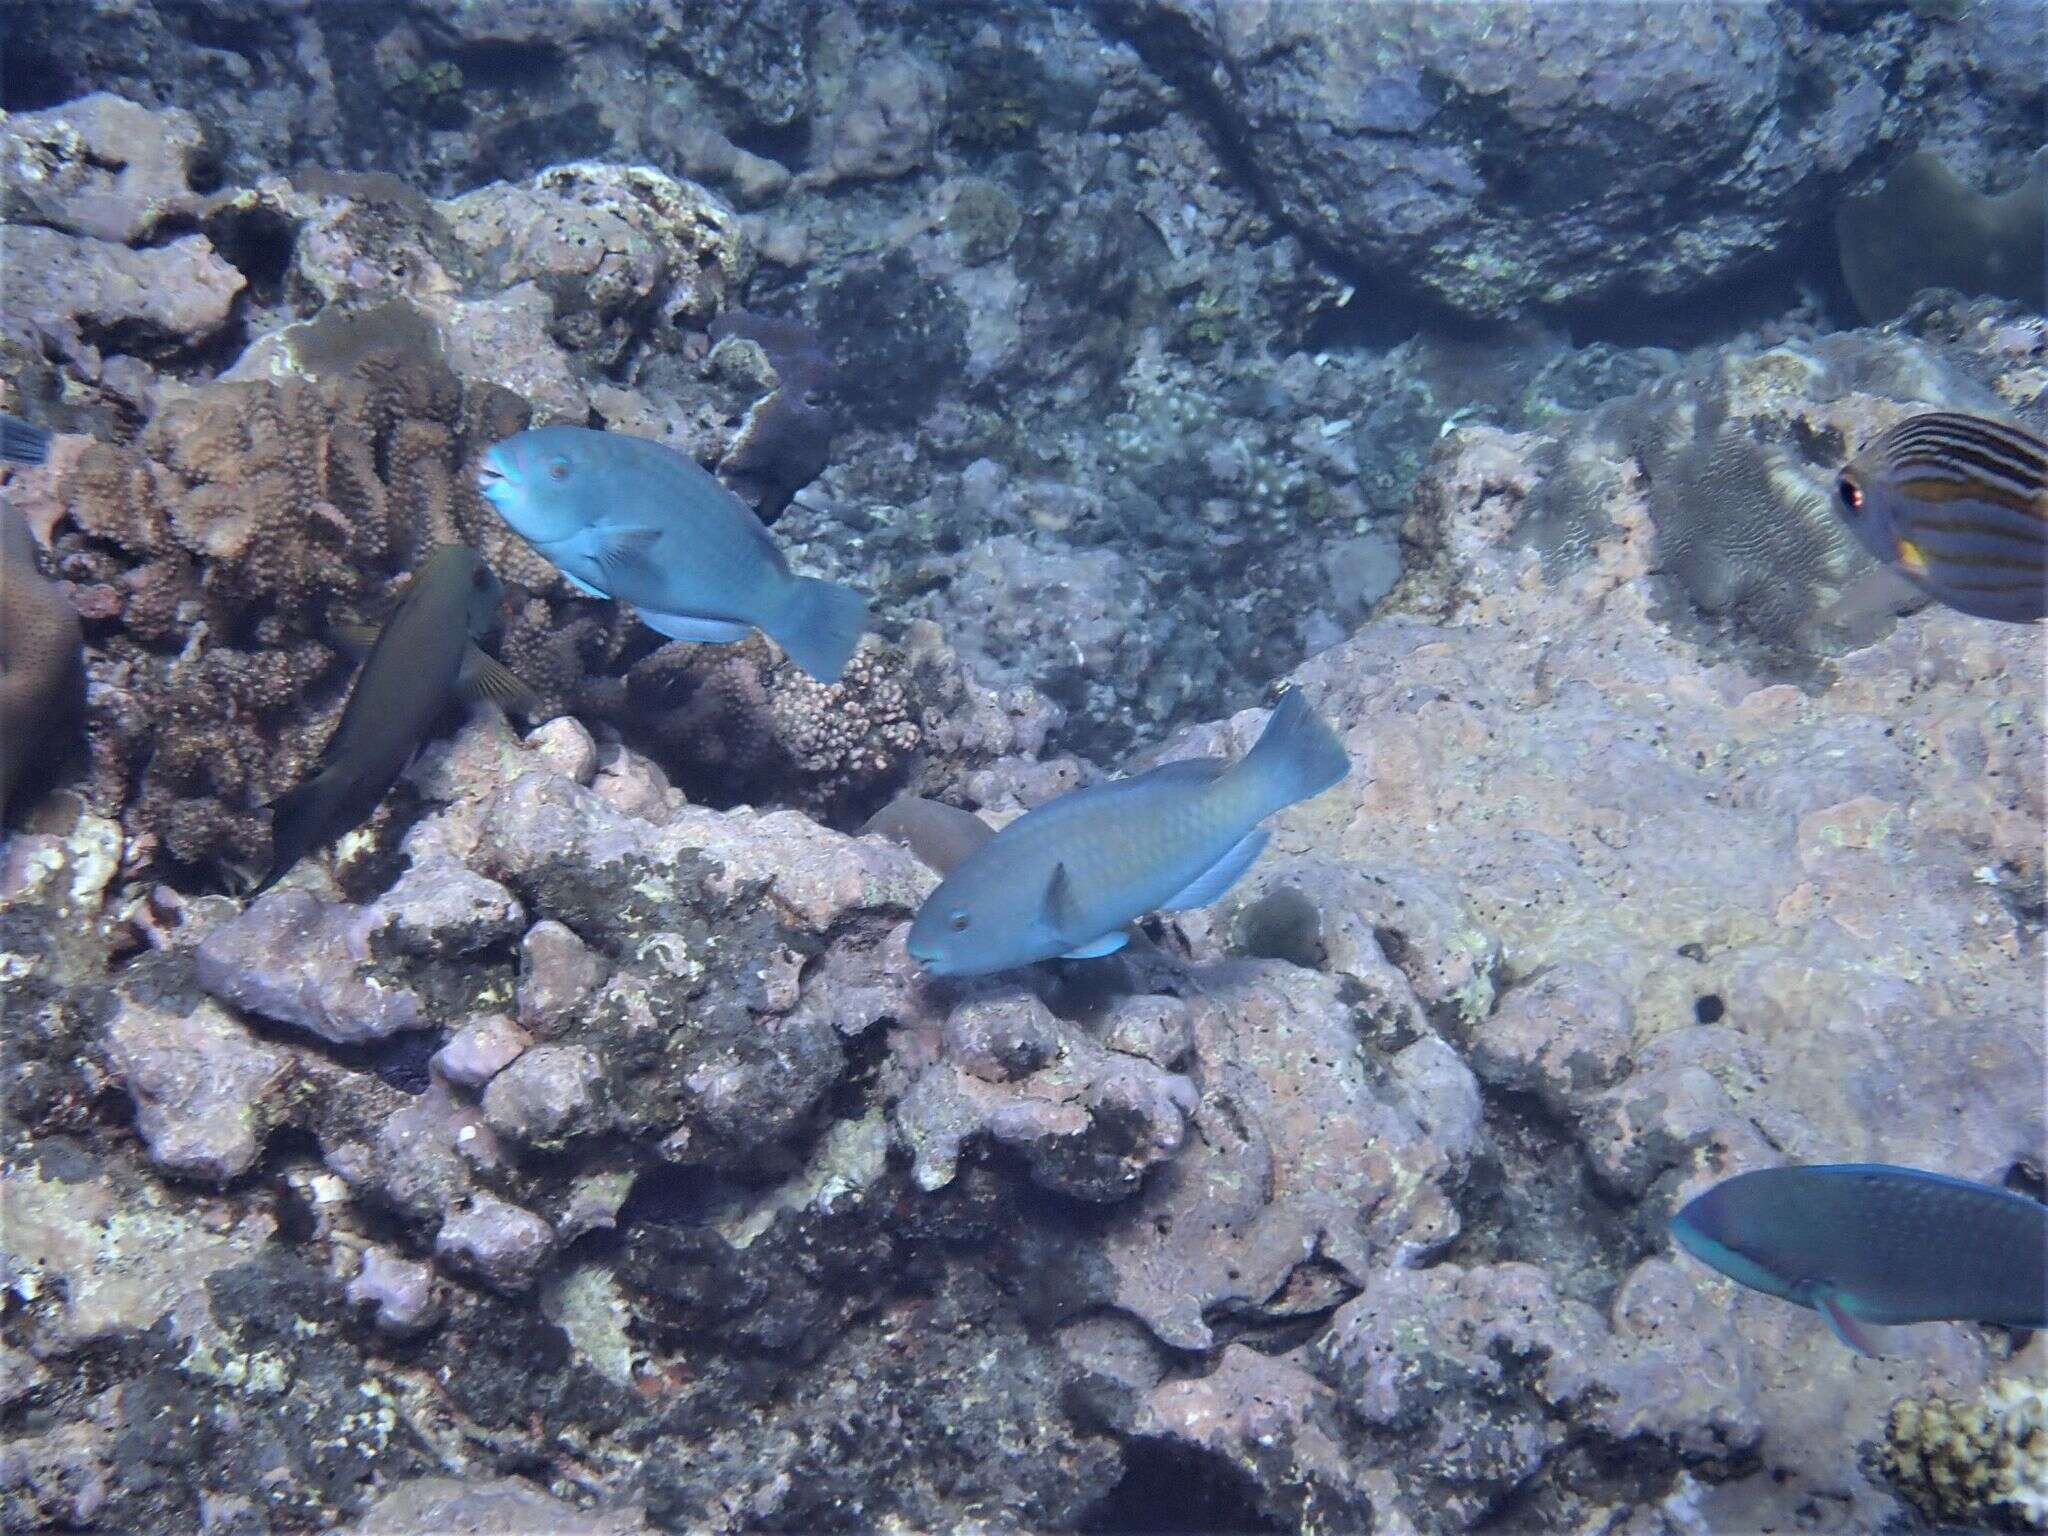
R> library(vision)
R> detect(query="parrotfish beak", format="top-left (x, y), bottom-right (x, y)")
top-left (475, 452), bottom-right (509, 502)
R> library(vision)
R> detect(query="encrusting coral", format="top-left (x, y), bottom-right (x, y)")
top-left (55, 349), bottom-right (631, 878)
top-left (1878, 1376), bottom-right (2048, 1532)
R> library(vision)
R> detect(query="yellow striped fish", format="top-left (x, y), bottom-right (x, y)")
top-left (1834, 411), bottom-right (2047, 624)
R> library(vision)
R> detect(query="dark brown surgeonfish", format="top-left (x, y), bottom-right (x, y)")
top-left (0, 413), bottom-right (51, 466)
top-left (0, 501), bottom-right (85, 820)
top-left (253, 546), bottom-right (533, 898)
top-left (1834, 411), bottom-right (2048, 624)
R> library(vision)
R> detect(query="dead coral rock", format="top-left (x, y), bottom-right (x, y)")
top-left (434, 1192), bottom-right (557, 1294)
top-left (1094, 960), bottom-right (1467, 1351)
top-left (1312, 1260), bottom-right (1762, 1528)
top-left (370, 858), bottom-right (525, 958)
top-left (516, 918), bottom-right (607, 1032)
top-left (101, 994), bottom-right (293, 1182)
top-left (442, 162), bottom-right (749, 367)
top-left (894, 992), bottom-right (1197, 1202)
top-left (340, 1476), bottom-right (654, 1536)
top-left (431, 1013), bottom-right (532, 1092)
top-left (194, 889), bottom-right (426, 1045)
top-left (7, 227), bottom-right (243, 360)
top-left (803, 48), bottom-right (945, 188)
top-left (345, 1245), bottom-right (444, 1337)
top-left (481, 1044), bottom-right (607, 1151)
top-left (2, 92), bottom-right (207, 243)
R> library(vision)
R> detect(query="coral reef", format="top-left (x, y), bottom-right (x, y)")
top-left (52, 350), bottom-right (628, 878)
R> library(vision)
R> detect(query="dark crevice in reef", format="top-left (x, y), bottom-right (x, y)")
top-left (1443, 1087), bottom-right (1648, 1313)
top-left (1082, 1436), bottom-right (1286, 1536)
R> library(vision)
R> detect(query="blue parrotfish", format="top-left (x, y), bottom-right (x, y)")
top-left (905, 688), bottom-right (1349, 977)
top-left (1833, 411), bottom-right (2047, 624)
top-left (1669, 1163), bottom-right (2048, 1355)
top-left (253, 547), bottom-right (532, 898)
top-left (475, 425), bottom-right (869, 682)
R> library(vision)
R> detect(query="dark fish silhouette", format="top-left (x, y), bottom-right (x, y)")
top-left (0, 502), bottom-right (84, 819)
top-left (254, 547), bottom-right (533, 898)
top-left (0, 414), bottom-right (50, 466)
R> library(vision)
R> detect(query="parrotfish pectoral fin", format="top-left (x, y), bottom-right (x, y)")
top-left (455, 645), bottom-right (540, 715)
top-left (592, 524), bottom-right (662, 582)
top-left (636, 610), bottom-right (754, 644)
top-left (560, 569), bottom-right (609, 599)
top-left (1161, 829), bottom-right (1270, 912)
top-left (1815, 1290), bottom-right (1882, 1357)
top-left (1041, 860), bottom-right (1082, 943)
top-left (1060, 932), bottom-right (1129, 960)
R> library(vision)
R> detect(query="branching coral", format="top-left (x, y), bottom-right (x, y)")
top-left (1879, 1376), bottom-right (2048, 1532)
top-left (56, 349), bottom-right (629, 877)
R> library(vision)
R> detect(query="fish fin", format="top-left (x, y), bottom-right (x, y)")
top-left (637, 610), bottom-right (754, 644)
top-left (560, 569), bottom-right (609, 599)
top-left (1815, 1289), bottom-right (1882, 1357)
top-left (454, 645), bottom-right (540, 716)
top-left (1238, 688), bottom-right (1348, 819)
top-left (859, 796), bottom-right (995, 876)
top-left (764, 576), bottom-right (869, 683)
top-left (592, 525), bottom-right (662, 583)
top-left (0, 413), bottom-right (50, 467)
top-left (1040, 860), bottom-right (1082, 943)
top-left (1160, 829), bottom-right (1269, 912)
top-left (327, 622), bottom-right (381, 662)
top-left (252, 772), bottom-right (335, 899)
top-left (1060, 932), bottom-right (1129, 960)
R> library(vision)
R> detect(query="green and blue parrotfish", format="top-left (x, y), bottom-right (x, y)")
top-left (476, 425), bottom-right (870, 683)
top-left (253, 547), bottom-right (533, 898)
top-left (1834, 411), bottom-right (2047, 624)
top-left (1670, 1163), bottom-right (2048, 1355)
top-left (905, 689), bottom-right (1349, 977)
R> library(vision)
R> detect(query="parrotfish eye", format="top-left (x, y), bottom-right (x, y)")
top-left (948, 910), bottom-right (971, 932)
top-left (1837, 474), bottom-right (1863, 515)
top-left (547, 456), bottom-right (571, 483)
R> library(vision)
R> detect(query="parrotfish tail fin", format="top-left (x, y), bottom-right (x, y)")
top-left (250, 772), bottom-right (335, 900)
top-left (1238, 687), bottom-right (1349, 819)
top-left (769, 576), bottom-right (869, 683)
top-left (1814, 1289), bottom-right (1882, 1357)
top-left (0, 413), bottom-right (50, 466)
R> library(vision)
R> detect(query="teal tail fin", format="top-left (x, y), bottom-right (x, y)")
top-left (769, 576), bottom-right (869, 683)
top-left (1238, 688), bottom-right (1348, 818)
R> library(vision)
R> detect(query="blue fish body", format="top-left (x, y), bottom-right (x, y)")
top-left (906, 689), bottom-right (1348, 977)
top-left (1670, 1163), bottom-right (2048, 1354)
top-left (476, 425), bottom-right (869, 682)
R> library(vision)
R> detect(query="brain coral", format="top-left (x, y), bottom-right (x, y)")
top-left (57, 350), bottom-right (629, 879)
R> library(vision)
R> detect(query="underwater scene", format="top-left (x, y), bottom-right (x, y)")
top-left (0, 1), bottom-right (2044, 1532)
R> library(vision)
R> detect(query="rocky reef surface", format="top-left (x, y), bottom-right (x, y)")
top-left (2, 2), bottom-right (2045, 1533)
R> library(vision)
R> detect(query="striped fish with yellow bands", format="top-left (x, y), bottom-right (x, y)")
top-left (1834, 410), bottom-right (2047, 624)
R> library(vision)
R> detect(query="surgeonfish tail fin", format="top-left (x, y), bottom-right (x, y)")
top-left (769, 576), bottom-right (869, 683)
top-left (250, 773), bottom-right (334, 900)
top-left (1238, 687), bottom-right (1349, 818)
top-left (0, 413), bottom-right (50, 466)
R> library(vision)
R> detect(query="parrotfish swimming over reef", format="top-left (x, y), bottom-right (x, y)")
top-left (1834, 411), bottom-right (2047, 623)
top-left (1669, 1164), bottom-right (2048, 1356)
top-left (905, 689), bottom-right (1349, 977)
top-left (475, 425), bottom-right (870, 683)
top-left (0, 413), bottom-right (50, 466)
top-left (253, 547), bottom-right (533, 898)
